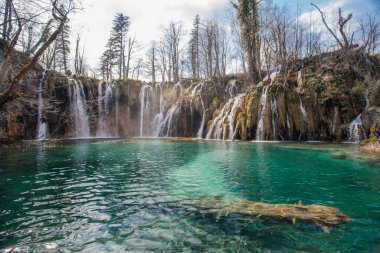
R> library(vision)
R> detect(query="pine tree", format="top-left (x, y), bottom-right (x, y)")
top-left (111, 13), bottom-right (130, 79)
top-left (99, 39), bottom-right (116, 80)
top-left (189, 15), bottom-right (200, 79)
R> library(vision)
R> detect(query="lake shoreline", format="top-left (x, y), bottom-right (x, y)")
top-left (0, 137), bottom-right (370, 152)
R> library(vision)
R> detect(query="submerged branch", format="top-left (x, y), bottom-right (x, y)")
top-left (193, 196), bottom-right (349, 227)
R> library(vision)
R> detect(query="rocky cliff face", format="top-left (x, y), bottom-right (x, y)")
top-left (1, 48), bottom-right (379, 143)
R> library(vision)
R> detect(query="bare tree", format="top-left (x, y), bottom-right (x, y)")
top-left (157, 40), bottom-right (167, 83)
top-left (358, 12), bottom-right (380, 54)
top-left (74, 33), bottom-right (85, 75)
top-left (162, 21), bottom-right (185, 83)
top-left (132, 58), bottom-right (143, 80)
top-left (0, 0), bottom-right (79, 108)
top-left (145, 40), bottom-right (158, 83)
top-left (312, 3), bottom-right (355, 49)
top-left (230, 11), bottom-right (246, 73)
top-left (125, 35), bottom-right (138, 79)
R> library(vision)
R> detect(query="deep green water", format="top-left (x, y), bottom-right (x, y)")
top-left (0, 140), bottom-right (380, 252)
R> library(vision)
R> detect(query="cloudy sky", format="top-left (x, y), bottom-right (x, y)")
top-left (69, 0), bottom-right (380, 70)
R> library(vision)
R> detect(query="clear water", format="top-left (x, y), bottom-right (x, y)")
top-left (0, 140), bottom-right (380, 252)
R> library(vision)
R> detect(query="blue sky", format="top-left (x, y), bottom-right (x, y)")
top-left (273, 0), bottom-right (379, 12)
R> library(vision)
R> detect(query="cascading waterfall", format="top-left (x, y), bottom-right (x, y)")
top-left (189, 82), bottom-right (203, 128)
top-left (299, 97), bottom-right (307, 122)
top-left (152, 83), bottom-right (165, 137)
top-left (97, 82), bottom-right (113, 137)
top-left (69, 78), bottom-right (90, 138)
top-left (97, 81), bottom-right (103, 117)
top-left (173, 81), bottom-right (182, 100)
top-left (115, 85), bottom-right (119, 136)
top-left (228, 94), bottom-right (244, 140)
top-left (196, 83), bottom-right (207, 138)
top-left (256, 71), bottom-right (278, 141)
top-left (298, 96), bottom-right (311, 140)
top-left (226, 80), bottom-right (238, 98)
top-left (256, 86), bottom-right (269, 141)
top-left (297, 70), bottom-right (303, 92)
top-left (296, 70), bottom-right (311, 140)
top-left (105, 83), bottom-right (113, 109)
top-left (206, 94), bottom-right (244, 140)
top-left (97, 82), bottom-right (106, 137)
top-left (286, 113), bottom-right (291, 138)
top-left (157, 82), bottom-right (182, 137)
top-left (348, 114), bottom-right (364, 143)
top-left (139, 84), bottom-right (155, 137)
top-left (365, 90), bottom-right (370, 110)
top-left (36, 71), bottom-right (49, 140)
top-left (271, 98), bottom-right (278, 140)
top-left (346, 91), bottom-right (370, 143)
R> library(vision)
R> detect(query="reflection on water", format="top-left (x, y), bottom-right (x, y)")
top-left (0, 140), bottom-right (379, 252)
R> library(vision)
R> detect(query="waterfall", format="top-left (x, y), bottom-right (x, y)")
top-left (97, 82), bottom-right (106, 137)
top-left (139, 84), bottom-right (155, 137)
top-left (139, 82), bottom-right (174, 137)
top-left (255, 71), bottom-right (279, 141)
top-left (256, 86), bottom-right (269, 141)
top-left (98, 81), bottom-right (103, 117)
top-left (226, 80), bottom-right (238, 98)
top-left (297, 70), bottom-right (311, 141)
top-left (173, 81), bottom-right (182, 100)
top-left (206, 94), bottom-right (244, 140)
top-left (196, 83), bottom-right (207, 138)
top-left (271, 98), bottom-right (278, 140)
top-left (365, 90), bottom-right (370, 110)
top-left (105, 83), bottom-right (113, 112)
top-left (286, 113), bottom-right (291, 138)
top-left (299, 97), bottom-right (307, 122)
top-left (156, 82), bottom-right (182, 137)
top-left (69, 79), bottom-right (90, 138)
top-left (298, 96), bottom-right (311, 140)
top-left (189, 81), bottom-right (207, 138)
top-left (115, 85), bottom-right (119, 136)
top-left (348, 114), bottom-right (363, 143)
top-left (159, 103), bottom-right (180, 137)
top-left (152, 83), bottom-right (164, 137)
top-left (346, 91), bottom-right (370, 143)
top-left (228, 94), bottom-right (244, 140)
top-left (297, 70), bottom-right (303, 92)
top-left (36, 71), bottom-right (49, 140)
top-left (97, 82), bottom-right (113, 137)
top-left (189, 82), bottom-right (203, 128)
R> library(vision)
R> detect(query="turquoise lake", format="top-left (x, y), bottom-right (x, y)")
top-left (0, 140), bottom-right (380, 252)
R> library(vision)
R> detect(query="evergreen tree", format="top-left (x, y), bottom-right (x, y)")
top-left (111, 13), bottom-right (130, 79)
top-left (189, 15), bottom-right (200, 79)
top-left (99, 39), bottom-right (116, 80)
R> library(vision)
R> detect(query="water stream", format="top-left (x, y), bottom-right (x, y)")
top-left (68, 78), bottom-right (90, 138)
top-left (36, 72), bottom-right (49, 140)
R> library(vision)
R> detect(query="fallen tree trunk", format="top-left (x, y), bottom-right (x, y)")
top-left (193, 197), bottom-right (349, 227)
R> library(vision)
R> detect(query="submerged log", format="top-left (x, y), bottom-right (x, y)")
top-left (194, 197), bottom-right (349, 227)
